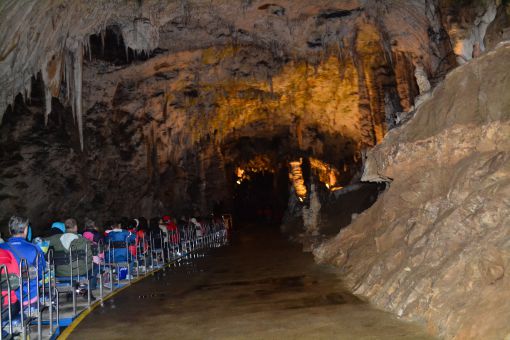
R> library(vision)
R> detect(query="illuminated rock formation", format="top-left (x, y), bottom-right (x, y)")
top-left (0, 0), bottom-right (467, 224)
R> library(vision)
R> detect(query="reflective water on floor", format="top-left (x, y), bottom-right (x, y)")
top-left (71, 226), bottom-right (435, 339)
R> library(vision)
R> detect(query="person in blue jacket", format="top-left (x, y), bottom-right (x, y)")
top-left (0, 216), bottom-right (46, 308)
top-left (104, 221), bottom-right (135, 264)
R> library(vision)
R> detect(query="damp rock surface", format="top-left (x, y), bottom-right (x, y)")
top-left (314, 43), bottom-right (510, 339)
top-left (70, 225), bottom-right (434, 339)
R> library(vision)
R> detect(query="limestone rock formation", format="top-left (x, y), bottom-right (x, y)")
top-left (314, 43), bottom-right (510, 339)
top-left (1, 0), bottom-right (469, 226)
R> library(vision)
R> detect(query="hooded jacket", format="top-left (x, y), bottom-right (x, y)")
top-left (44, 233), bottom-right (92, 277)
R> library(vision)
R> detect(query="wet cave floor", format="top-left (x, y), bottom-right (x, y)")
top-left (70, 225), bottom-right (434, 340)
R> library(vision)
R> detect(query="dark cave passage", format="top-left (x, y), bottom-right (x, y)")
top-left (232, 168), bottom-right (289, 226)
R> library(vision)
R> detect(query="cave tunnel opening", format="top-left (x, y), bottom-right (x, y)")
top-left (232, 165), bottom-right (290, 226)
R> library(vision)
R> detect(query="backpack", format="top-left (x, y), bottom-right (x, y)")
top-left (0, 249), bottom-right (19, 305)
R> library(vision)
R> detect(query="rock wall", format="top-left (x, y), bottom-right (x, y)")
top-left (314, 43), bottom-right (510, 339)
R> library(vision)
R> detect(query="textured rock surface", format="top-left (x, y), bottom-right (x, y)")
top-left (314, 43), bottom-right (510, 339)
top-left (440, 0), bottom-right (500, 64)
top-left (1, 0), bottom-right (472, 227)
top-left (0, 0), bottom-right (509, 337)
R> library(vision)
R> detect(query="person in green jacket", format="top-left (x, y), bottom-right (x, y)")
top-left (45, 218), bottom-right (95, 288)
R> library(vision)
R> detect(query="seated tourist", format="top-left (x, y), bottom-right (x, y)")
top-left (45, 218), bottom-right (95, 290)
top-left (82, 218), bottom-right (105, 275)
top-left (44, 221), bottom-right (65, 237)
top-left (127, 219), bottom-right (148, 257)
top-left (0, 248), bottom-right (20, 317)
top-left (162, 215), bottom-right (180, 245)
top-left (82, 218), bottom-right (103, 244)
top-left (134, 218), bottom-right (149, 242)
top-left (0, 216), bottom-right (46, 308)
top-left (104, 221), bottom-right (135, 263)
top-left (158, 217), bottom-right (170, 243)
top-left (190, 218), bottom-right (203, 238)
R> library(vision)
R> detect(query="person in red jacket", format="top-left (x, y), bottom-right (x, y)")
top-left (0, 248), bottom-right (19, 313)
top-left (162, 216), bottom-right (179, 245)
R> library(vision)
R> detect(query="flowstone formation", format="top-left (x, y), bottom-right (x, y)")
top-left (314, 43), bottom-right (510, 339)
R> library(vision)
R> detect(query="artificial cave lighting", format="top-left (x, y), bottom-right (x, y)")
top-left (236, 167), bottom-right (246, 184)
top-left (309, 157), bottom-right (341, 191)
top-left (236, 167), bottom-right (245, 178)
top-left (235, 155), bottom-right (275, 185)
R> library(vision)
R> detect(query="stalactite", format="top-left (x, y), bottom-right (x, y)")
top-left (74, 42), bottom-right (84, 150)
top-left (289, 159), bottom-right (307, 200)
top-left (83, 35), bottom-right (92, 62)
top-left (181, 0), bottom-right (191, 26)
top-left (23, 75), bottom-right (32, 104)
top-left (64, 51), bottom-right (72, 104)
top-left (336, 37), bottom-right (347, 80)
top-left (41, 62), bottom-right (52, 126)
top-left (268, 75), bottom-right (273, 96)
top-left (64, 39), bottom-right (85, 150)
top-left (350, 36), bottom-right (376, 148)
top-left (100, 29), bottom-right (106, 56)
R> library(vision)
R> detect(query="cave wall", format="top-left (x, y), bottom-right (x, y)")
top-left (315, 42), bottom-right (510, 340)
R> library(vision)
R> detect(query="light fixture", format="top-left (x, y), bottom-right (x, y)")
top-left (236, 180), bottom-right (241, 185)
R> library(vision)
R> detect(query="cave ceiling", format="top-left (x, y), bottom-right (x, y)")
top-left (1, 0), bottom-right (499, 221)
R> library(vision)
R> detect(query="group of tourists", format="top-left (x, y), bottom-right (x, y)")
top-left (0, 213), bottom-right (231, 337)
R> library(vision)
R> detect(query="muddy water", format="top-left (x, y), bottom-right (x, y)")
top-left (71, 226), bottom-right (434, 339)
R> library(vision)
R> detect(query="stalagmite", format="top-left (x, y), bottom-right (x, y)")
top-left (302, 182), bottom-right (321, 236)
top-left (414, 63), bottom-right (431, 94)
